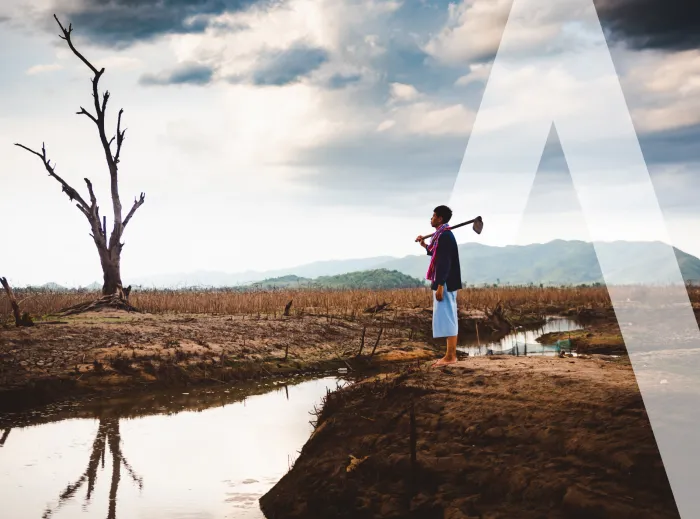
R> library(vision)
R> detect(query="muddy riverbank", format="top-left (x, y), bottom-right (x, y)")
top-left (538, 319), bottom-right (626, 355)
top-left (0, 304), bottom-right (616, 414)
top-left (260, 356), bottom-right (679, 519)
top-left (0, 310), bottom-right (438, 413)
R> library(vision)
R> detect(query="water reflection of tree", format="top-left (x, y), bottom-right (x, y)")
top-left (0, 428), bottom-right (10, 446)
top-left (43, 417), bottom-right (142, 519)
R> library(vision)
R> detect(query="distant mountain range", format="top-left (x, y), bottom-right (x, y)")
top-left (126, 256), bottom-right (397, 289)
top-left (248, 270), bottom-right (425, 290)
top-left (26, 240), bottom-right (700, 290)
top-left (375, 240), bottom-right (700, 286)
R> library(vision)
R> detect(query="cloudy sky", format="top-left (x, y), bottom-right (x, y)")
top-left (0, 0), bottom-right (698, 286)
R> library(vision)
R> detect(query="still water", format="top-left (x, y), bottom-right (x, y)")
top-left (458, 317), bottom-right (583, 356)
top-left (0, 376), bottom-right (348, 519)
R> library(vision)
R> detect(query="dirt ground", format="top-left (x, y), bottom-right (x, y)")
top-left (0, 300), bottom-right (635, 414)
top-left (0, 309), bottom-right (440, 412)
top-left (260, 355), bottom-right (679, 519)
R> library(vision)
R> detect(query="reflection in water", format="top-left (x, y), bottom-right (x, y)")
top-left (0, 376), bottom-right (347, 519)
top-left (42, 418), bottom-right (143, 519)
top-left (458, 317), bottom-right (583, 357)
top-left (0, 428), bottom-right (10, 446)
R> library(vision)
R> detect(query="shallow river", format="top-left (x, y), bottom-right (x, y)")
top-left (0, 376), bottom-right (348, 519)
top-left (458, 317), bottom-right (583, 356)
top-left (0, 319), bottom-right (584, 518)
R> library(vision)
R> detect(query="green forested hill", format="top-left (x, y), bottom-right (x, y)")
top-left (315, 269), bottom-right (425, 289)
top-left (252, 269), bottom-right (425, 290)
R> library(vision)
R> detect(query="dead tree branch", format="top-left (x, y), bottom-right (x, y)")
top-left (114, 108), bottom-right (126, 164)
top-left (122, 192), bottom-right (145, 229)
top-left (13, 143), bottom-right (90, 211)
top-left (0, 277), bottom-right (33, 327)
top-left (84, 177), bottom-right (97, 207)
top-left (76, 106), bottom-right (97, 124)
top-left (53, 15), bottom-right (98, 75)
top-left (53, 13), bottom-right (144, 247)
top-left (13, 14), bottom-right (146, 301)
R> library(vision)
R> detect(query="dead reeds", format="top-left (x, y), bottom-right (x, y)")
top-left (1, 285), bottom-right (698, 322)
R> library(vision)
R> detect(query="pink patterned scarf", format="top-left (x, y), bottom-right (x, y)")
top-left (426, 223), bottom-right (450, 282)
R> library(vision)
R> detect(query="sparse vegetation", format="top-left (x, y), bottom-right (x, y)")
top-left (3, 284), bottom-right (699, 323)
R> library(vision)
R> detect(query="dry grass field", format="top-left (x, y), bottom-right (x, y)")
top-left (2, 284), bottom-right (699, 414)
top-left (3, 285), bottom-right (680, 322)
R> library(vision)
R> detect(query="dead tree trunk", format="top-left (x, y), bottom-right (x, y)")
top-left (14, 15), bottom-right (145, 304)
top-left (99, 248), bottom-right (124, 298)
top-left (0, 277), bottom-right (33, 327)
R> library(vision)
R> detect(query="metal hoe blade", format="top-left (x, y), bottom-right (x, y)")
top-left (473, 216), bottom-right (483, 234)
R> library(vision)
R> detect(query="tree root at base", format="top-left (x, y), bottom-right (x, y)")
top-left (59, 293), bottom-right (141, 316)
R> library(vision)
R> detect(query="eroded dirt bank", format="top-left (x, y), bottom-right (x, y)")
top-left (0, 310), bottom-right (436, 412)
top-left (260, 356), bottom-right (679, 519)
top-left (0, 302), bottom-right (625, 413)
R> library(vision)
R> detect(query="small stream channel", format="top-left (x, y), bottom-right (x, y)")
top-left (0, 318), bottom-right (584, 518)
top-left (458, 317), bottom-right (583, 357)
top-left (0, 376), bottom-right (350, 519)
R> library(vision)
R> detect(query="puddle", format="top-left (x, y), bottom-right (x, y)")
top-left (0, 376), bottom-right (350, 519)
top-left (458, 317), bottom-right (583, 357)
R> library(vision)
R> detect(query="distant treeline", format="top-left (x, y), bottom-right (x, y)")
top-left (16, 268), bottom-right (700, 294)
top-left (16, 269), bottom-right (426, 293)
top-left (16, 281), bottom-right (657, 294)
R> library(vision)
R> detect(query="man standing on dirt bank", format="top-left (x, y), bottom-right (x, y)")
top-left (416, 205), bottom-right (462, 367)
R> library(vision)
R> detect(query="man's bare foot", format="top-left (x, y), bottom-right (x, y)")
top-left (432, 358), bottom-right (458, 368)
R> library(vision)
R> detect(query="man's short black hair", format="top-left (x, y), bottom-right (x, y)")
top-left (434, 205), bottom-right (453, 223)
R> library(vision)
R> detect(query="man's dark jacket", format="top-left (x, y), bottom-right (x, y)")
top-left (426, 229), bottom-right (462, 292)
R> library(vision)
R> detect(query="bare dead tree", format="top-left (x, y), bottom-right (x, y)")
top-left (0, 277), bottom-right (33, 327)
top-left (14, 15), bottom-right (145, 304)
